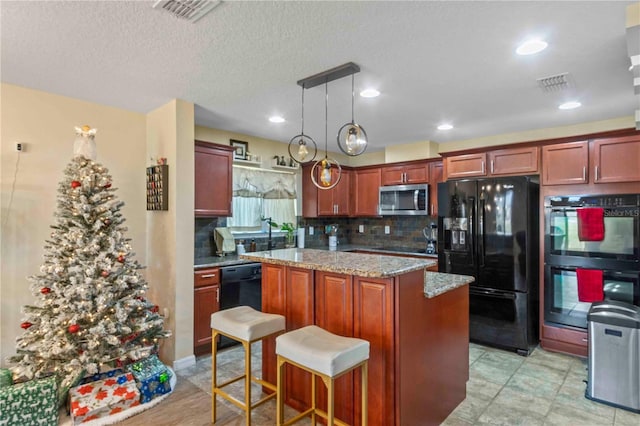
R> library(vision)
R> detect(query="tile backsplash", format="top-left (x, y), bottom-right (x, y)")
top-left (196, 215), bottom-right (438, 257)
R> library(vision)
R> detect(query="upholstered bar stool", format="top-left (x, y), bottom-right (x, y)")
top-left (210, 306), bottom-right (285, 426)
top-left (275, 325), bottom-right (370, 426)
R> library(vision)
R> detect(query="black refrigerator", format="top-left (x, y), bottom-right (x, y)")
top-left (437, 176), bottom-right (539, 355)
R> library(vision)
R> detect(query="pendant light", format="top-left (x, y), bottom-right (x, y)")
top-left (337, 73), bottom-right (368, 156)
top-left (287, 85), bottom-right (317, 164)
top-left (311, 82), bottom-right (342, 190)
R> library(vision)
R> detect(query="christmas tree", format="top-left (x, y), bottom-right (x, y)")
top-left (9, 126), bottom-right (170, 404)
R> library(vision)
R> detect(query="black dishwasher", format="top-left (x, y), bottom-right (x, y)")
top-left (218, 263), bottom-right (262, 349)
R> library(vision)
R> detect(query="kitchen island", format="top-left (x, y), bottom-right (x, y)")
top-left (240, 248), bottom-right (474, 426)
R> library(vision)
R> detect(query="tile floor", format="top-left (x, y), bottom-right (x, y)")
top-left (175, 342), bottom-right (640, 425)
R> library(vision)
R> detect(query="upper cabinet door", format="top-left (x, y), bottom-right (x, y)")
top-left (195, 141), bottom-right (234, 217)
top-left (488, 147), bottom-right (539, 176)
top-left (445, 153), bottom-right (487, 179)
top-left (592, 136), bottom-right (640, 184)
top-left (353, 168), bottom-right (381, 216)
top-left (541, 141), bottom-right (589, 185)
top-left (428, 161), bottom-right (443, 216)
top-left (381, 163), bottom-right (428, 185)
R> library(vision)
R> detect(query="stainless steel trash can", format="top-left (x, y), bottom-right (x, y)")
top-left (586, 300), bottom-right (640, 413)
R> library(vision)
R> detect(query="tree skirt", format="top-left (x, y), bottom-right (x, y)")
top-left (59, 368), bottom-right (177, 426)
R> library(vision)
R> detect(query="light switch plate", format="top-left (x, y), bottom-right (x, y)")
top-left (359, 224), bottom-right (364, 233)
top-left (384, 225), bottom-right (390, 234)
top-left (309, 226), bottom-right (314, 235)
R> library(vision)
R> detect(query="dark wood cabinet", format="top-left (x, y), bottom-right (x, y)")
top-left (541, 141), bottom-right (589, 185)
top-left (318, 169), bottom-right (351, 216)
top-left (353, 275), bottom-right (395, 426)
top-left (488, 146), bottom-right (539, 176)
top-left (592, 135), bottom-right (640, 183)
top-left (352, 167), bottom-right (381, 216)
top-left (381, 162), bottom-right (428, 185)
top-left (194, 268), bottom-right (220, 355)
top-left (259, 263), bottom-right (468, 425)
top-left (315, 272), bottom-right (355, 424)
top-left (428, 161), bottom-right (443, 216)
top-left (194, 141), bottom-right (234, 217)
top-left (262, 264), bottom-right (314, 410)
top-left (445, 153), bottom-right (487, 179)
top-left (303, 164), bottom-right (352, 217)
top-left (542, 135), bottom-right (640, 186)
top-left (445, 147), bottom-right (539, 180)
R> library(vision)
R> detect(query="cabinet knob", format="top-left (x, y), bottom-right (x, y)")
top-left (594, 166), bottom-right (599, 181)
top-left (490, 160), bottom-right (494, 174)
top-left (201, 274), bottom-right (217, 278)
top-left (216, 287), bottom-right (220, 303)
top-left (582, 166), bottom-right (586, 182)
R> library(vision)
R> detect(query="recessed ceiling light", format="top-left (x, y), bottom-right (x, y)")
top-left (516, 39), bottom-right (548, 55)
top-left (437, 124), bottom-right (453, 130)
top-left (269, 116), bottom-right (285, 123)
top-left (558, 101), bottom-right (581, 110)
top-left (359, 88), bottom-right (380, 98)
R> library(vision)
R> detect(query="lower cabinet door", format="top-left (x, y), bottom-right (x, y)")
top-left (194, 284), bottom-right (219, 354)
top-left (315, 272), bottom-right (354, 424)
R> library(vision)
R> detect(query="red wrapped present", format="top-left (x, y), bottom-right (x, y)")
top-left (69, 372), bottom-right (140, 424)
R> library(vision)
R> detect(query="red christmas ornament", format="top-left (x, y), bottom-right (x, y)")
top-left (71, 181), bottom-right (81, 189)
top-left (101, 270), bottom-right (109, 277)
top-left (68, 324), bottom-right (80, 333)
top-left (117, 255), bottom-right (125, 263)
top-left (40, 287), bottom-right (51, 295)
top-left (21, 321), bottom-right (33, 329)
top-left (151, 305), bottom-right (160, 313)
top-left (104, 183), bottom-right (112, 189)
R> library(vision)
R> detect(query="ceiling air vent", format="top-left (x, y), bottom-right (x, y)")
top-left (153, 0), bottom-right (221, 23)
top-left (536, 72), bottom-right (572, 92)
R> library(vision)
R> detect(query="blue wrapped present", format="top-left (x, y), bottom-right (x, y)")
top-left (79, 368), bottom-right (124, 385)
top-left (125, 355), bottom-right (172, 403)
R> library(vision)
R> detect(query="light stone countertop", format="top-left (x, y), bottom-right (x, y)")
top-left (424, 271), bottom-right (475, 298)
top-left (240, 248), bottom-right (435, 278)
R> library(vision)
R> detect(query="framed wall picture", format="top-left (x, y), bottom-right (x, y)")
top-left (230, 139), bottom-right (248, 160)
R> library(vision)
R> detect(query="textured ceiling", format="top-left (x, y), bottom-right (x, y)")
top-left (1, 1), bottom-right (637, 153)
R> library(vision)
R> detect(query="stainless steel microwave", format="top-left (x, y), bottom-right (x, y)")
top-left (379, 184), bottom-right (429, 215)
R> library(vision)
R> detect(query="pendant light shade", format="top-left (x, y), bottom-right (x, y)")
top-left (311, 82), bottom-right (341, 190)
top-left (337, 74), bottom-right (368, 156)
top-left (288, 85), bottom-right (317, 164)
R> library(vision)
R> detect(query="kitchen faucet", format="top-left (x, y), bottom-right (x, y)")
top-left (265, 217), bottom-right (276, 250)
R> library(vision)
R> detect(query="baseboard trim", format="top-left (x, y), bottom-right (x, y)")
top-left (173, 354), bottom-right (196, 371)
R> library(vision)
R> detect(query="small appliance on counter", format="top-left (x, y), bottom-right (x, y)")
top-left (326, 224), bottom-right (338, 250)
top-left (423, 223), bottom-right (437, 254)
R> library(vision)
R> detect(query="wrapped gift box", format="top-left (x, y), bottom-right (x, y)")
top-left (125, 355), bottom-right (172, 403)
top-left (79, 368), bottom-right (124, 385)
top-left (0, 375), bottom-right (57, 426)
top-left (69, 372), bottom-right (140, 424)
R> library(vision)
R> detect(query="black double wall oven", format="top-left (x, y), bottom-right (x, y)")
top-left (544, 194), bottom-right (640, 330)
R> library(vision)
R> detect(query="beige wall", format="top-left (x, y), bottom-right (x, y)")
top-left (146, 100), bottom-right (195, 365)
top-left (0, 83), bottom-right (147, 367)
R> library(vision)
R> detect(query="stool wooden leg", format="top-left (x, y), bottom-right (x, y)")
top-left (211, 330), bottom-right (218, 424)
top-left (276, 355), bottom-right (285, 426)
top-left (361, 361), bottom-right (368, 426)
top-left (243, 340), bottom-right (252, 426)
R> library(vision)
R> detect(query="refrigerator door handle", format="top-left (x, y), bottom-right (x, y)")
top-left (469, 196), bottom-right (476, 267)
top-left (479, 198), bottom-right (485, 267)
top-left (469, 287), bottom-right (517, 300)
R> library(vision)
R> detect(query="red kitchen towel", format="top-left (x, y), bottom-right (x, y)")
top-left (576, 268), bottom-right (604, 303)
top-left (576, 207), bottom-right (605, 241)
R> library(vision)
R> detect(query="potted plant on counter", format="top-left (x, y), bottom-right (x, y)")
top-left (264, 218), bottom-right (296, 248)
